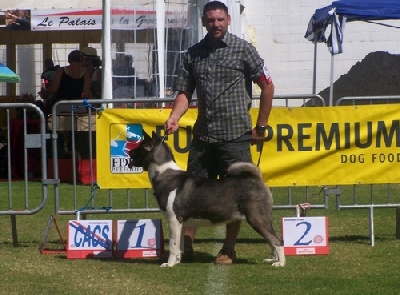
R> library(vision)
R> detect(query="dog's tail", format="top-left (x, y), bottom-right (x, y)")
top-left (226, 163), bottom-right (263, 180)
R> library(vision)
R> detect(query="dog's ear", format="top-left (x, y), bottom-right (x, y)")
top-left (142, 130), bottom-right (152, 142)
top-left (151, 131), bottom-right (164, 145)
top-left (138, 130), bottom-right (153, 151)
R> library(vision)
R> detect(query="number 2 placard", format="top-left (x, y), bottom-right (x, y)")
top-left (281, 216), bottom-right (329, 255)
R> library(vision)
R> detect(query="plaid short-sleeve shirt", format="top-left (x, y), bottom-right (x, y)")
top-left (175, 32), bottom-right (266, 142)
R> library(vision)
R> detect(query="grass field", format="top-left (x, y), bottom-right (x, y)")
top-left (1, 182), bottom-right (400, 295)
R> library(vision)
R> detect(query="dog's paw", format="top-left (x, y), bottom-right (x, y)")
top-left (271, 261), bottom-right (285, 267)
top-left (263, 258), bottom-right (278, 263)
top-left (160, 261), bottom-right (179, 267)
top-left (263, 258), bottom-right (285, 267)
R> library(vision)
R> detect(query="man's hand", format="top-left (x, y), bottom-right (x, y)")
top-left (165, 116), bottom-right (179, 135)
top-left (164, 91), bottom-right (191, 135)
top-left (251, 127), bottom-right (266, 145)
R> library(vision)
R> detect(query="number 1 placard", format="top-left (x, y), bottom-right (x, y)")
top-left (281, 216), bottom-right (329, 255)
top-left (116, 219), bottom-right (164, 258)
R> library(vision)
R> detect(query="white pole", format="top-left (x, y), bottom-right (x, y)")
top-left (369, 207), bottom-right (375, 247)
top-left (312, 42), bottom-right (317, 95)
top-left (102, 0), bottom-right (113, 101)
top-left (156, 0), bottom-right (165, 99)
top-left (329, 54), bottom-right (334, 106)
top-left (227, 0), bottom-right (241, 37)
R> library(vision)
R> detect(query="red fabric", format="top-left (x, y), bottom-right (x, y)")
top-left (47, 159), bottom-right (75, 183)
top-left (10, 119), bottom-right (41, 178)
top-left (78, 159), bottom-right (96, 184)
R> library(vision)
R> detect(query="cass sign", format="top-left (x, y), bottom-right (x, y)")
top-left (67, 220), bottom-right (113, 259)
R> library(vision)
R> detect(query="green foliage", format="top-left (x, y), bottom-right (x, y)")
top-left (0, 182), bottom-right (399, 294)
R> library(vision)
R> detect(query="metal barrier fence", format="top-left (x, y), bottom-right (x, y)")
top-left (0, 103), bottom-right (49, 246)
top-left (5, 94), bottom-right (399, 247)
top-left (334, 95), bottom-right (400, 246)
top-left (0, 94), bottom-right (324, 245)
top-left (336, 95), bottom-right (400, 106)
top-left (0, 103), bottom-right (50, 214)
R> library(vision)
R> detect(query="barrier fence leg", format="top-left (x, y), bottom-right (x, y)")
top-left (11, 215), bottom-right (18, 247)
top-left (369, 207), bottom-right (374, 247)
top-left (396, 207), bottom-right (400, 240)
top-left (296, 203), bottom-right (310, 217)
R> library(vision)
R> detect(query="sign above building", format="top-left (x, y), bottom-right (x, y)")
top-left (4, 8), bottom-right (187, 31)
top-left (31, 9), bottom-right (102, 31)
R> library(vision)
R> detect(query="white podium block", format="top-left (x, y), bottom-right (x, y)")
top-left (115, 219), bottom-right (164, 258)
top-left (67, 220), bottom-right (113, 259)
top-left (282, 216), bottom-right (329, 255)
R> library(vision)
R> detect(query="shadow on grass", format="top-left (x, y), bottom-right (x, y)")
top-left (0, 241), bottom-right (32, 247)
top-left (52, 245), bottom-right (258, 265)
top-left (98, 252), bottom-right (257, 265)
top-left (191, 238), bottom-right (266, 244)
top-left (30, 236), bottom-right (263, 265)
top-left (40, 235), bottom-right (395, 266)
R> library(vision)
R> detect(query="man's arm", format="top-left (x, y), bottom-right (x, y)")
top-left (252, 79), bottom-right (274, 144)
top-left (165, 91), bottom-right (192, 134)
top-left (256, 79), bottom-right (274, 127)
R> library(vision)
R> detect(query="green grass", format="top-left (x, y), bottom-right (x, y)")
top-left (1, 182), bottom-right (400, 295)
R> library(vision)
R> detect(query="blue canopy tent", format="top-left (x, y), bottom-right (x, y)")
top-left (305, 0), bottom-right (400, 105)
top-left (0, 63), bottom-right (20, 83)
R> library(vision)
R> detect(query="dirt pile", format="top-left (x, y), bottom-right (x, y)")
top-left (310, 51), bottom-right (400, 106)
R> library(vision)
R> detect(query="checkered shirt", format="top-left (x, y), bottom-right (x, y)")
top-left (175, 32), bottom-right (266, 142)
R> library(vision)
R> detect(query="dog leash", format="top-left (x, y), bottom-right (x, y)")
top-left (165, 128), bottom-right (263, 166)
top-left (256, 140), bottom-right (264, 167)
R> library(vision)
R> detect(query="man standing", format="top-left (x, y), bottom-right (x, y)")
top-left (164, 0), bottom-right (274, 264)
top-left (81, 47), bottom-right (102, 100)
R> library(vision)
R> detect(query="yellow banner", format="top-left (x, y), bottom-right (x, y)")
top-left (96, 105), bottom-right (400, 188)
top-left (96, 108), bottom-right (194, 189)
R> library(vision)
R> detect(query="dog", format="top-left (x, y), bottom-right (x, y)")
top-left (128, 131), bottom-right (285, 267)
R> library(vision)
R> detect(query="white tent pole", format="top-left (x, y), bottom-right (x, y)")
top-left (329, 54), bottom-right (334, 106)
top-left (156, 0), bottom-right (165, 99)
top-left (227, 0), bottom-right (241, 37)
top-left (102, 0), bottom-right (112, 101)
top-left (312, 42), bottom-right (317, 95)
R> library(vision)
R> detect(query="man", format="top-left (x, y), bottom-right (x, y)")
top-left (81, 47), bottom-right (102, 100)
top-left (164, 0), bottom-right (274, 265)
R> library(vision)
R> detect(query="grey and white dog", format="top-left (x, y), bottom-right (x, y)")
top-left (128, 131), bottom-right (285, 268)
